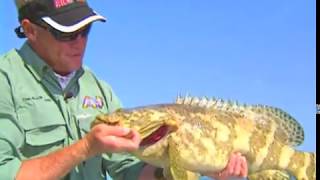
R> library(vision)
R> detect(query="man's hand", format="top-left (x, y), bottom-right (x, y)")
top-left (206, 152), bottom-right (248, 180)
top-left (84, 123), bottom-right (141, 158)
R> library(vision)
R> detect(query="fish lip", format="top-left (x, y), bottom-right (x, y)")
top-left (139, 125), bottom-right (170, 147)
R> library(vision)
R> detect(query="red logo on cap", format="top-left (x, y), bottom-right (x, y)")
top-left (54, 0), bottom-right (74, 8)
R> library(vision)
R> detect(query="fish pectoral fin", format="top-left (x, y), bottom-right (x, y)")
top-left (167, 145), bottom-right (199, 180)
top-left (248, 169), bottom-right (291, 180)
top-left (168, 165), bottom-right (199, 180)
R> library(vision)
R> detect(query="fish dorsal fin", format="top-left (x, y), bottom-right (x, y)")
top-left (250, 104), bottom-right (304, 146)
top-left (175, 95), bottom-right (304, 146)
top-left (176, 95), bottom-right (247, 113)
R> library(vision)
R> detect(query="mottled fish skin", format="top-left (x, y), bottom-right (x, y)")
top-left (92, 96), bottom-right (315, 180)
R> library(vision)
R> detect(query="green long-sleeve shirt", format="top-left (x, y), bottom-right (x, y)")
top-left (0, 42), bottom-right (144, 180)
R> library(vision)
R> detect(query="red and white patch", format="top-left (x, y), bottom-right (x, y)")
top-left (54, 0), bottom-right (74, 8)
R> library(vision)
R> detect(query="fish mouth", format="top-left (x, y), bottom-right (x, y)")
top-left (140, 125), bottom-right (170, 147)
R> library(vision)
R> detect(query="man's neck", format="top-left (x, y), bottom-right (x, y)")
top-left (53, 71), bottom-right (76, 90)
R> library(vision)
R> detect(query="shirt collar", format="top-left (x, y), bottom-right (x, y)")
top-left (18, 42), bottom-right (48, 80)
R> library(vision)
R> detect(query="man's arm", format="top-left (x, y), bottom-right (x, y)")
top-left (16, 137), bottom-right (89, 180)
top-left (16, 124), bottom-right (141, 180)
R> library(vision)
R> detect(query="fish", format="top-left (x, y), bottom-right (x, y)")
top-left (91, 95), bottom-right (316, 180)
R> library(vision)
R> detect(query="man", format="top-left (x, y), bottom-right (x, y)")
top-left (0, 0), bottom-right (248, 179)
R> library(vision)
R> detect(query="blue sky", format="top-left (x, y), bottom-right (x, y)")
top-left (0, 0), bottom-right (316, 155)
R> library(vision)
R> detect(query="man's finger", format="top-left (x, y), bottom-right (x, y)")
top-left (240, 156), bottom-right (248, 177)
top-left (103, 136), bottom-right (140, 151)
top-left (95, 124), bottom-right (132, 137)
top-left (222, 152), bottom-right (235, 176)
top-left (233, 155), bottom-right (242, 176)
top-left (129, 130), bottom-right (142, 144)
top-left (234, 152), bottom-right (245, 176)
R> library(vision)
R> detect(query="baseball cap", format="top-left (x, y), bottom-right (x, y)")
top-left (15, 0), bottom-right (106, 33)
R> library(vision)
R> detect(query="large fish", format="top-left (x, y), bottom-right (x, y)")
top-left (92, 96), bottom-right (316, 180)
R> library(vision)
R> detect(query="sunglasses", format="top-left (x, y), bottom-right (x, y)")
top-left (34, 22), bottom-right (92, 42)
top-left (15, 22), bottom-right (92, 41)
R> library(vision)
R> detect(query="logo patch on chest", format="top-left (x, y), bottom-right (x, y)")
top-left (82, 96), bottom-right (104, 109)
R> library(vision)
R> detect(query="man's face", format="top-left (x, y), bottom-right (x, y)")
top-left (29, 22), bottom-right (89, 75)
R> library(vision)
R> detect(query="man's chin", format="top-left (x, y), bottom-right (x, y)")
top-left (71, 56), bottom-right (82, 62)
top-left (65, 58), bottom-right (82, 66)
top-left (55, 66), bottom-right (80, 75)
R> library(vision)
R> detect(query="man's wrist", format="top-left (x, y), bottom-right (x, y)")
top-left (76, 136), bottom-right (94, 161)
